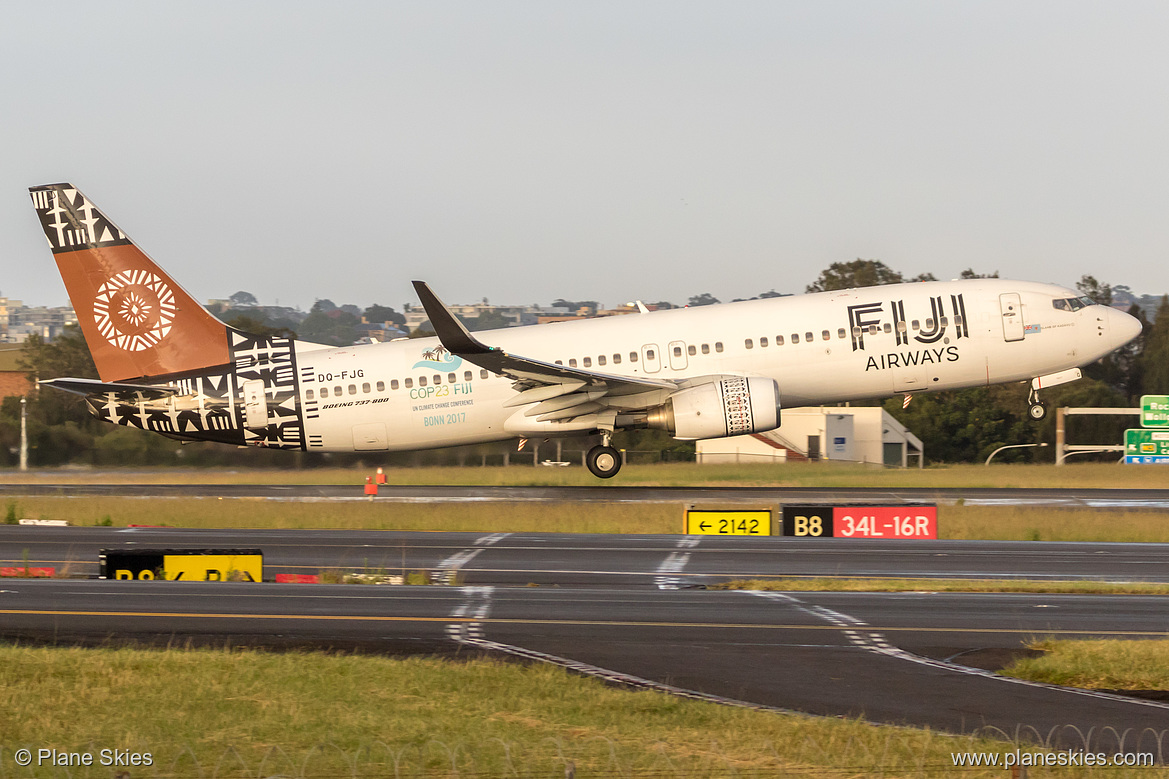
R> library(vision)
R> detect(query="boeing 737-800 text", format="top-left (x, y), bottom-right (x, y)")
top-left (29, 183), bottom-right (1141, 478)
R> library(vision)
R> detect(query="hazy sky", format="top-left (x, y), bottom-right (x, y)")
top-left (3, 2), bottom-right (1168, 312)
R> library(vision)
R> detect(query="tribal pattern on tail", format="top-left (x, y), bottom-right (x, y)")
top-left (84, 330), bottom-right (305, 449)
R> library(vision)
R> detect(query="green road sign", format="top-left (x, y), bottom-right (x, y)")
top-left (1142, 395), bottom-right (1169, 428)
top-left (1126, 428), bottom-right (1169, 456)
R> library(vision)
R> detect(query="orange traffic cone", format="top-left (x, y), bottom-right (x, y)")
top-left (364, 476), bottom-right (378, 496)
top-left (375, 466), bottom-right (387, 485)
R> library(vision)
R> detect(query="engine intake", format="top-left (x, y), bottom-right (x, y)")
top-left (646, 376), bottom-right (780, 440)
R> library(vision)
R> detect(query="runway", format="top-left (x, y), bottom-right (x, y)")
top-left (7, 526), bottom-right (1169, 585)
top-left (2, 578), bottom-right (1167, 752)
top-left (4, 482), bottom-right (1169, 508)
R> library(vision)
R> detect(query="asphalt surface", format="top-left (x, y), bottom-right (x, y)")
top-left (4, 482), bottom-right (1169, 508)
top-left (2, 578), bottom-right (1167, 752)
top-left (7, 526), bottom-right (1169, 585)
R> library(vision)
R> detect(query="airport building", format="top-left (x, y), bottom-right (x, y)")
top-left (0, 344), bottom-right (31, 398)
top-left (695, 406), bottom-right (924, 467)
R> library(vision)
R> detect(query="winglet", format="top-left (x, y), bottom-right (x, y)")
top-left (411, 281), bottom-right (495, 356)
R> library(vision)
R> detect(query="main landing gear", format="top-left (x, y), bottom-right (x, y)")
top-left (1027, 387), bottom-right (1047, 420)
top-left (586, 433), bottom-right (623, 479)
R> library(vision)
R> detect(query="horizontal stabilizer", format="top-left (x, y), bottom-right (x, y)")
top-left (39, 377), bottom-right (179, 400)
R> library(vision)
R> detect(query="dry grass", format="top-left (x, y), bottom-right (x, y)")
top-left (939, 506), bottom-right (1169, 543)
top-left (1003, 639), bottom-right (1169, 690)
top-left (8, 497), bottom-right (1169, 543)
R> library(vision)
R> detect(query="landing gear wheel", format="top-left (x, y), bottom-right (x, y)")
top-left (586, 445), bottom-right (622, 479)
top-left (1027, 386), bottom-right (1046, 421)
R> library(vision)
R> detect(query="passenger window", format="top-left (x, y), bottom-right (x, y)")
top-left (555, 360), bottom-right (563, 365)
top-left (448, 373), bottom-right (456, 383)
top-left (320, 388), bottom-right (329, 398)
top-left (334, 385), bottom-right (342, 395)
top-left (391, 380), bottom-right (399, 390)
top-left (760, 337), bottom-right (768, 348)
top-left (745, 339), bottom-right (754, 349)
top-left (348, 384), bottom-right (356, 395)
top-left (569, 359), bottom-right (577, 368)
top-left (598, 355), bottom-right (607, 366)
top-left (837, 328), bottom-right (846, 339)
top-left (867, 325), bottom-right (878, 335)
top-left (376, 381), bottom-right (385, 392)
top-left (687, 345), bottom-right (696, 356)
top-left (791, 333), bottom-right (800, 344)
top-left (480, 370), bottom-right (489, 380)
top-left (954, 316), bottom-right (963, 327)
top-left (776, 335), bottom-right (784, 345)
top-left (433, 374), bottom-right (442, 385)
top-left (464, 371), bottom-right (472, 382)
top-left (897, 321), bottom-right (907, 333)
top-left (613, 354), bottom-right (622, 364)
top-left (673, 346), bottom-right (683, 357)
top-left (804, 332), bottom-right (813, 342)
top-left (701, 344), bottom-right (710, 354)
top-left (852, 327), bottom-right (862, 338)
top-left (911, 320), bottom-right (920, 330)
top-left (419, 376), bottom-right (427, 387)
top-left (925, 319), bottom-right (935, 330)
top-left (630, 352), bottom-right (638, 362)
top-left (822, 330), bottom-right (831, 341)
top-left (306, 389), bottom-right (315, 400)
top-left (715, 342), bottom-right (724, 353)
top-left (882, 323), bottom-right (891, 334)
top-left (940, 317), bottom-right (948, 327)
top-left (405, 378), bottom-right (413, 388)
top-left (646, 349), bottom-right (655, 360)
top-left (583, 357), bottom-right (592, 367)
top-left (362, 382), bottom-right (371, 393)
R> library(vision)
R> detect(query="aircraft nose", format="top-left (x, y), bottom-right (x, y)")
top-left (1108, 306), bottom-right (1143, 346)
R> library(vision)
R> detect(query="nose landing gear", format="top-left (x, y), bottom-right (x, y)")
top-left (1027, 387), bottom-right (1047, 420)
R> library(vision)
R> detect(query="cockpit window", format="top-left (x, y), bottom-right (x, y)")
top-left (1053, 296), bottom-right (1097, 312)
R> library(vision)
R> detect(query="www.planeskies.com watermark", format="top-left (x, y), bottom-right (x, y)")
top-left (953, 749), bottom-right (1154, 769)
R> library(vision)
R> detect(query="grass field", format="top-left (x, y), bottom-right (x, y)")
top-left (0, 643), bottom-right (1151, 779)
top-left (4, 461), bottom-right (1169, 489)
top-left (7, 496), bottom-right (1169, 544)
top-left (1003, 639), bottom-right (1169, 691)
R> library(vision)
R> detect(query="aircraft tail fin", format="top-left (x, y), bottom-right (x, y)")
top-left (29, 183), bottom-right (231, 382)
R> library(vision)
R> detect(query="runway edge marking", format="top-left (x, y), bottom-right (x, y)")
top-left (655, 535), bottom-right (701, 589)
top-left (436, 532), bottom-right (511, 585)
top-left (749, 591), bottom-right (1169, 713)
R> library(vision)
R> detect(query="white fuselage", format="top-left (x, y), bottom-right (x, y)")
top-left (289, 279), bottom-right (1138, 454)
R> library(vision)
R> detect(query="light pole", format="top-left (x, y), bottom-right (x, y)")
top-left (985, 442), bottom-right (1048, 466)
top-left (19, 396), bottom-right (28, 472)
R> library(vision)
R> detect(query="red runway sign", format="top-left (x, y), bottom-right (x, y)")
top-left (781, 505), bottom-right (937, 539)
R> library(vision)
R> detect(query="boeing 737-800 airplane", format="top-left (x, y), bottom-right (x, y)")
top-left (29, 183), bottom-right (1141, 478)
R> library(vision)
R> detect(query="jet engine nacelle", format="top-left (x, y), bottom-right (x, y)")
top-left (647, 376), bottom-right (780, 440)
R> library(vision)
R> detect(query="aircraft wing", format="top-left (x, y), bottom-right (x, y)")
top-left (413, 281), bottom-right (676, 424)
